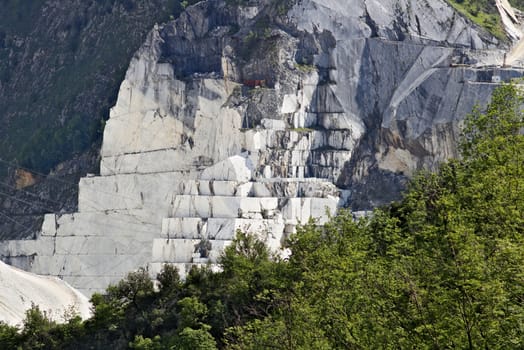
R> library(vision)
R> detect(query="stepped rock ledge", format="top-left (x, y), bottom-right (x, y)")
top-left (2, 0), bottom-right (524, 296)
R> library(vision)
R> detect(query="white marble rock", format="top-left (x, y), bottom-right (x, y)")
top-left (2, 0), bottom-right (517, 297)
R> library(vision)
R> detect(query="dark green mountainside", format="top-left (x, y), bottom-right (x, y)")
top-left (0, 0), bottom-right (198, 238)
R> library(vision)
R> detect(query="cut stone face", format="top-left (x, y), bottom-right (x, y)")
top-left (200, 155), bottom-right (254, 182)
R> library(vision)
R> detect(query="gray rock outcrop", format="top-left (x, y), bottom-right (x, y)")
top-left (1, 0), bottom-right (523, 295)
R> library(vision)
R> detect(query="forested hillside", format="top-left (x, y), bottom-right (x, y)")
top-left (1, 84), bottom-right (522, 349)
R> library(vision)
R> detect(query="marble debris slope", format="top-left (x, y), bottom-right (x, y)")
top-left (1, 0), bottom-right (524, 296)
top-left (0, 261), bottom-right (91, 326)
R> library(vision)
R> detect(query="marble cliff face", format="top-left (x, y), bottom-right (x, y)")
top-left (2, 0), bottom-right (523, 295)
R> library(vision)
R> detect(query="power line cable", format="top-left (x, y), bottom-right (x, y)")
top-left (0, 204), bottom-right (159, 239)
top-left (0, 180), bottom-right (168, 236)
top-left (0, 211), bottom-right (34, 237)
top-left (0, 181), bottom-right (63, 206)
top-left (0, 160), bottom-right (167, 223)
top-left (0, 190), bottom-right (53, 213)
top-left (0, 156), bottom-right (176, 207)
top-left (0, 156), bottom-right (195, 233)
top-left (0, 189), bottom-right (160, 236)
top-left (0, 199), bottom-right (160, 244)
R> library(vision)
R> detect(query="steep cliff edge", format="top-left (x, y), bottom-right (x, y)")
top-left (101, 0), bottom-right (523, 207)
top-left (101, 0), bottom-right (521, 208)
top-left (1, 0), bottom-right (524, 295)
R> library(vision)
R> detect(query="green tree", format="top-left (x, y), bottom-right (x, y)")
top-left (129, 335), bottom-right (163, 350)
top-left (226, 83), bottom-right (524, 349)
top-left (359, 83), bottom-right (524, 348)
top-left (175, 326), bottom-right (217, 350)
top-left (19, 304), bottom-right (57, 349)
top-left (0, 321), bottom-right (20, 349)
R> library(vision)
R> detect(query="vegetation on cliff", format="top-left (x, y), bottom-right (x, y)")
top-left (0, 84), bottom-right (522, 348)
top-left (446, 0), bottom-right (524, 40)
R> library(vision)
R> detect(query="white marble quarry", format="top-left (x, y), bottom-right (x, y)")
top-left (200, 181), bottom-right (238, 196)
top-left (170, 195), bottom-right (281, 219)
top-left (311, 130), bottom-right (355, 151)
top-left (28, 254), bottom-right (150, 277)
top-left (100, 149), bottom-right (194, 176)
top-left (171, 195), bottom-right (213, 218)
top-left (162, 218), bottom-right (206, 239)
top-left (282, 197), bottom-right (338, 225)
top-left (4, 0), bottom-right (519, 297)
top-left (78, 171), bottom-right (193, 212)
top-left (153, 216), bottom-right (285, 265)
top-left (41, 210), bottom-right (159, 239)
top-left (206, 218), bottom-right (285, 240)
top-left (53, 236), bottom-right (146, 256)
top-left (152, 239), bottom-right (201, 263)
top-left (261, 118), bottom-right (287, 130)
top-left (281, 94), bottom-right (300, 114)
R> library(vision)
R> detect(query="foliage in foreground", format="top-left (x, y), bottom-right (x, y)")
top-left (1, 84), bottom-right (523, 349)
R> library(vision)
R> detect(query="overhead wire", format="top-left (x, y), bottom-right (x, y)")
top-left (0, 180), bottom-right (64, 206)
top-left (0, 211), bottom-right (34, 237)
top-left (0, 189), bottom-right (56, 237)
top-left (0, 156), bottom-right (183, 209)
top-left (0, 169), bottom-right (168, 236)
top-left (0, 194), bottom-right (160, 237)
top-left (0, 190), bottom-right (52, 212)
top-left (0, 177), bottom-right (147, 215)
top-left (0, 150), bottom-right (189, 235)
top-left (0, 186), bottom-right (163, 235)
